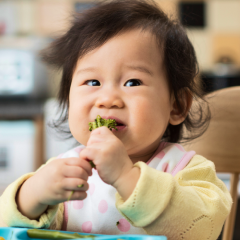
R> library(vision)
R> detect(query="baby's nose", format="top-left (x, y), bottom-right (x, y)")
top-left (95, 92), bottom-right (124, 109)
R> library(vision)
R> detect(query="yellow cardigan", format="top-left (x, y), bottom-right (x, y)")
top-left (0, 155), bottom-right (232, 240)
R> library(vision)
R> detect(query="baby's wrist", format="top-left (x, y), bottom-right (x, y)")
top-left (16, 178), bottom-right (48, 220)
top-left (113, 166), bottom-right (140, 201)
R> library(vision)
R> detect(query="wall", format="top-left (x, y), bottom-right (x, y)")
top-left (1, 0), bottom-right (240, 95)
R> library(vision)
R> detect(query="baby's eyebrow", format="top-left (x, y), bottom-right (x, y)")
top-left (76, 67), bottom-right (97, 75)
top-left (76, 65), bottom-right (153, 76)
top-left (125, 64), bottom-right (153, 76)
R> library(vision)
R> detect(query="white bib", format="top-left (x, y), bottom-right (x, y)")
top-left (58, 142), bottom-right (195, 234)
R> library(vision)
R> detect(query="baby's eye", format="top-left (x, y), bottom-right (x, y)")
top-left (124, 79), bottom-right (142, 87)
top-left (85, 80), bottom-right (101, 86)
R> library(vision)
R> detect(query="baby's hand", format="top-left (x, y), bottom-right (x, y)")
top-left (80, 126), bottom-right (133, 187)
top-left (27, 156), bottom-right (92, 206)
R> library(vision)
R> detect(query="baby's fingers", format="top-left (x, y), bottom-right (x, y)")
top-left (63, 165), bottom-right (89, 180)
top-left (65, 157), bottom-right (92, 176)
top-left (79, 147), bottom-right (98, 167)
top-left (66, 190), bottom-right (87, 201)
top-left (62, 178), bottom-right (89, 191)
top-left (62, 178), bottom-right (89, 201)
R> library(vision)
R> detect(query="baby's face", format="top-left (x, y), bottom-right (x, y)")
top-left (69, 28), bottom-right (177, 161)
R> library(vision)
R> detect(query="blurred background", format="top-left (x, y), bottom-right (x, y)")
top-left (0, 0), bottom-right (240, 236)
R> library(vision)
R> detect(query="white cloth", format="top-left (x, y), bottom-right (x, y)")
top-left (57, 142), bottom-right (195, 234)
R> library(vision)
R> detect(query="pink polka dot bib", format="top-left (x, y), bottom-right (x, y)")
top-left (58, 142), bottom-right (195, 234)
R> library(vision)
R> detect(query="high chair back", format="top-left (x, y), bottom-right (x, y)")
top-left (183, 86), bottom-right (240, 240)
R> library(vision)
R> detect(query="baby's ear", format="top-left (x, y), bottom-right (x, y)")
top-left (169, 88), bottom-right (193, 125)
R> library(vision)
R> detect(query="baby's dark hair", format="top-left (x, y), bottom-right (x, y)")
top-left (41, 0), bottom-right (210, 143)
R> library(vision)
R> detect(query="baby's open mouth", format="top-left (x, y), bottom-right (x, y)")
top-left (104, 116), bottom-right (126, 131)
top-left (116, 122), bottom-right (124, 126)
top-left (114, 121), bottom-right (126, 131)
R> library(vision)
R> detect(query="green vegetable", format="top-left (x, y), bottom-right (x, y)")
top-left (67, 184), bottom-right (84, 202)
top-left (89, 115), bottom-right (117, 131)
top-left (27, 229), bottom-right (94, 239)
top-left (89, 160), bottom-right (96, 168)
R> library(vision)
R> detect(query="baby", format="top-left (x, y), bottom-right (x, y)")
top-left (0, 0), bottom-right (232, 239)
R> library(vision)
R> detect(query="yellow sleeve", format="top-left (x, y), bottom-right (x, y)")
top-left (0, 157), bottom-right (64, 230)
top-left (115, 155), bottom-right (232, 240)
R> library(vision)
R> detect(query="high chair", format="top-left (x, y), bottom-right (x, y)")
top-left (183, 86), bottom-right (240, 240)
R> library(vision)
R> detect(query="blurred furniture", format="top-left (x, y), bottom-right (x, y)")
top-left (183, 86), bottom-right (240, 240)
top-left (201, 71), bottom-right (240, 94)
top-left (0, 39), bottom-right (49, 174)
top-left (0, 99), bottom-right (45, 170)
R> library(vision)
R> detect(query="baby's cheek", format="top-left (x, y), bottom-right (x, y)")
top-left (69, 117), bottom-right (89, 145)
top-left (75, 130), bottom-right (90, 145)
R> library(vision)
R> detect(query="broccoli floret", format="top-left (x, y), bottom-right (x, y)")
top-left (89, 115), bottom-right (118, 131)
